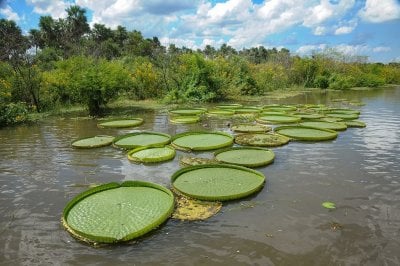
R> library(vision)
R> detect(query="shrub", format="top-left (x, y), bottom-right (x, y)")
top-left (0, 102), bottom-right (28, 127)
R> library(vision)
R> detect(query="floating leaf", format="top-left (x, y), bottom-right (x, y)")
top-left (171, 164), bottom-right (265, 201)
top-left (113, 131), bottom-right (171, 149)
top-left (127, 146), bottom-right (176, 163)
top-left (256, 114), bottom-right (301, 124)
top-left (274, 126), bottom-right (338, 141)
top-left (169, 116), bottom-right (200, 124)
top-left (234, 133), bottom-right (290, 147)
top-left (214, 147), bottom-right (275, 167)
top-left (71, 135), bottom-right (114, 148)
top-left (322, 201), bottom-right (336, 209)
top-left (97, 118), bottom-right (143, 128)
top-left (62, 181), bottom-right (174, 244)
top-left (172, 131), bottom-right (233, 151)
top-left (231, 124), bottom-right (271, 133)
top-left (300, 121), bottom-right (347, 131)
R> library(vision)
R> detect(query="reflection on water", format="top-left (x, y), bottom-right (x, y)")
top-left (1, 88), bottom-right (399, 265)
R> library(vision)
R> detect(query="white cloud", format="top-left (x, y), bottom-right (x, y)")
top-left (373, 46), bottom-right (391, 53)
top-left (26, 0), bottom-right (70, 19)
top-left (303, 0), bottom-right (355, 27)
top-left (159, 37), bottom-right (198, 49)
top-left (314, 26), bottom-right (328, 35)
top-left (0, 4), bottom-right (20, 22)
top-left (296, 44), bottom-right (328, 55)
top-left (359, 0), bottom-right (400, 23)
top-left (297, 44), bottom-right (392, 57)
top-left (334, 19), bottom-right (357, 35)
top-left (334, 26), bottom-right (353, 34)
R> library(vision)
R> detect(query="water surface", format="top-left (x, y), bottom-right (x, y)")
top-left (1, 88), bottom-right (399, 265)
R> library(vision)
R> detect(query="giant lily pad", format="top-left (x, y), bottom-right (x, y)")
top-left (345, 120), bottom-right (366, 128)
top-left (71, 135), bottom-right (114, 148)
top-left (113, 132), bottom-right (171, 149)
top-left (326, 113), bottom-right (359, 120)
top-left (214, 147), bottom-right (275, 167)
top-left (171, 164), bottom-right (265, 201)
top-left (97, 118), bottom-right (143, 128)
top-left (169, 108), bottom-right (206, 116)
top-left (263, 105), bottom-right (297, 112)
top-left (62, 181), bottom-right (174, 244)
top-left (292, 112), bottom-right (324, 119)
top-left (327, 108), bottom-right (360, 115)
top-left (169, 116), bottom-right (200, 124)
top-left (127, 146), bottom-right (176, 163)
top-left (300, 121), bottom-right (347, 131)
top-left (231, 124), bottom-right (271, 133)
top-left (275, 126), bottom-right (338, 141)
top-left (256, 114), bottom-right (301, 124)
top-left (172, 131), bottom-right (233, 151)
top-left (234, 133), bottom-right (290, 147)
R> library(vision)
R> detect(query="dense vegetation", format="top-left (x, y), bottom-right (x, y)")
top-left (1, 5), bottom-right (399, 126)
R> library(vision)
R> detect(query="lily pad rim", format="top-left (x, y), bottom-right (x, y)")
top-left (274, 125), bottom-right (339, 141)
top-left (97, 118), bottom-right (144, 128)
top-left (171, 163), bottom-right (266, 201)
top-left (62, 180), bottom-right (175, 244)
top-left (214, 146), bottom-right (275, 167)
top-left (127, 145), bottom-right (176, 163)
top-left (171, 131), bottom-right (234, 151)
top-left (71, 135), bottom-right (115, 149)
top-left (112, 131), bottom-right (172, 149)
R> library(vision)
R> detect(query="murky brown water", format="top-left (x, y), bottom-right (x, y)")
top-left (1, 88), bottom-right (399, 265)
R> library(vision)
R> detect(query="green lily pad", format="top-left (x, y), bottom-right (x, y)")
top-left (262, 105), bottom-right (297, 112)
top-left (256, 114), bottom-right (301, 124)
top-left (326, 113), bottom-right (359, 120)
top-left (71, 135), bottom-right (114, 148)
top-left (275, 126), bottom-right (338, 141)
top-left (231, 124), bottom-right (271, 133)
top-left (172, 131), bottom-right (233, 151)
top-left (127, 146), bottom-right (176, 163)
top-left (300, 121), bottom-right (347, 131)
top-left (113, 132), bottom-right (171, 149)
top-left (345, 120), bottom-right (367, 128)
top-left (97, 118), bottom-right (144, 128)
top-left (62, 181), bottom-right (174, 244)
top-left (169, 116), bottom-right (200, 124)
top-left (169, 108), bottom-right (206, 116)
top-left (292, 112), bottom-right (324, 119)
top-left (327, 108), bottom-right (360, 115)
top-left (322, 201), bottom-right (336, 209)
top-left (260, 111), bottom-right (288, 115)
top-left (171, 164), bottom-right (265, 201)
top-left (214, 147), bottom-right (275, 167)
top-left (234, 133), bottom-right (290, 147)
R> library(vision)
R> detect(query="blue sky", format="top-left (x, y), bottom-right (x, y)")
top-left (1, 0), bottom-right (399, 62)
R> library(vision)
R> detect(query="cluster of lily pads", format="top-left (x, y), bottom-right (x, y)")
top-left (65, 102), bottom-right (366, 245)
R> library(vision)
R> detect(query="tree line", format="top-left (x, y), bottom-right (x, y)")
top-left (1, 5), bottom-right (399, 126)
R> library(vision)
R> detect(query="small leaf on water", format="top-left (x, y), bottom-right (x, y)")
top-left (322, 201), bottom-right (336, 209)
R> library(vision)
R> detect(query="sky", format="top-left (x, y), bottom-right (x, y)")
top-left (1, 0), bottom-right (399, 63)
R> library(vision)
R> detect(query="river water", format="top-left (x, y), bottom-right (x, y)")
top-left (1, 88), bottom-right (399, 265)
